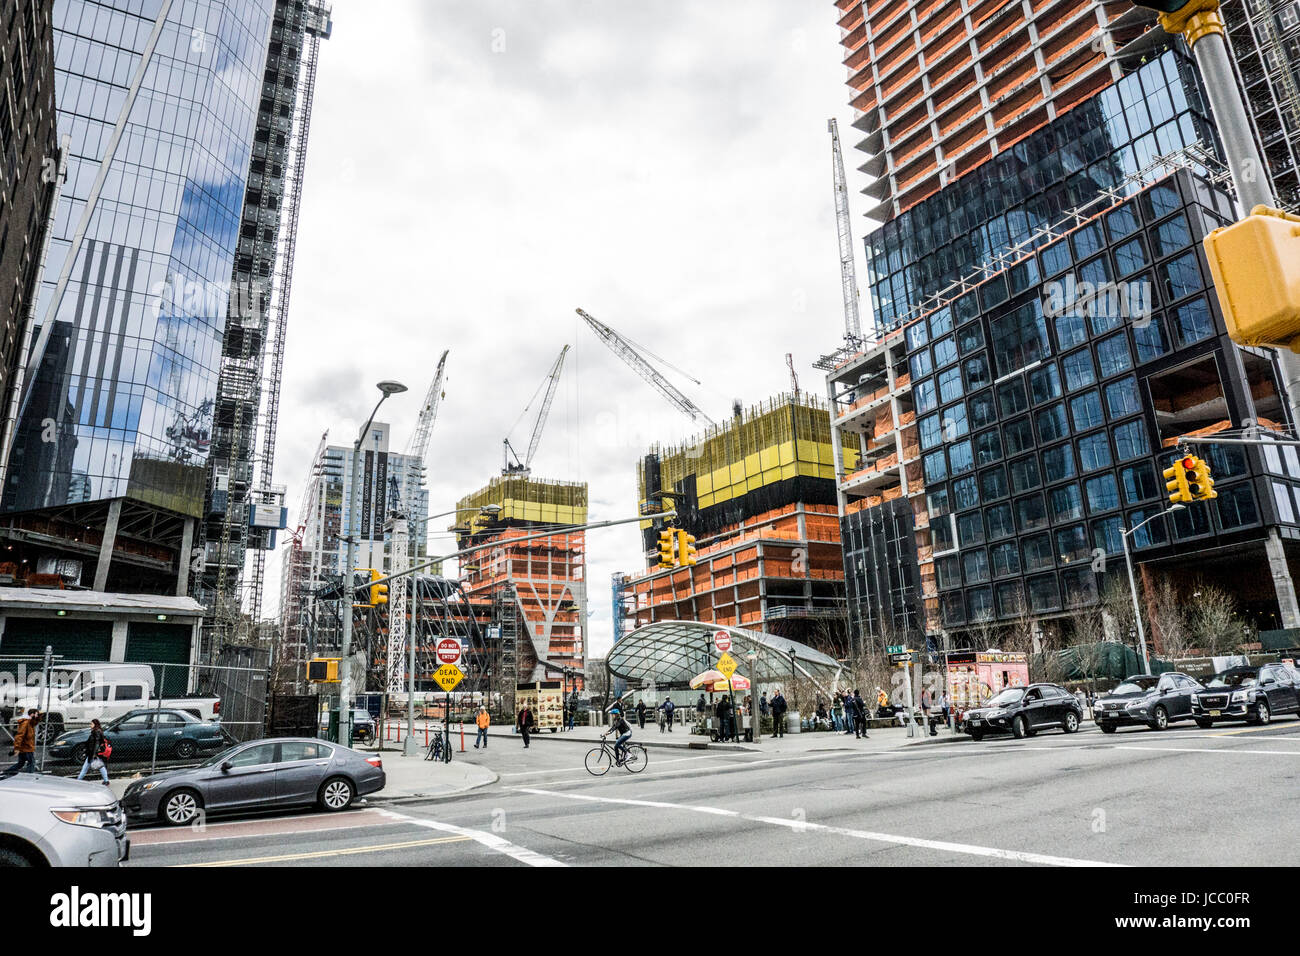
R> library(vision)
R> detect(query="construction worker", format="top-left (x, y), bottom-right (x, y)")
top-left (474, 706), bottom-right (490, 749)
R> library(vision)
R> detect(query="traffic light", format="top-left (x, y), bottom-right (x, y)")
top-left (1164, 457), bottom-right (1193, 504)
top-left (1187, 456), bottom-right (1217, 500)
top-left (352, 569), bottom-right (374, 607)
top-left (656, 529), bottom-right (676, 569)
top-left (1204, 206), bottom-right (1300, 352)
top-left (369, 568), bottom-right (388, 606)
top-left (677, 529), bottom-right (697, 567)
top-left (307, 658), bottom-right (340, 683)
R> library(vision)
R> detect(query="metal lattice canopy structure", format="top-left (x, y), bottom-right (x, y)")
top-left (607, 622), bottom-right (842, 695)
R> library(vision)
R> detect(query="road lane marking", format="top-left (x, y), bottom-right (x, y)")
top-left (514, 787), bottom-right (1123, 867)
top-left (177, 835), bottom-right (470, 866)
top-left (1114, 745), bottom-right (1300, 756)
top-left (376, 808), bottom-right (566, 867)
top-left (497, 753), bottom-right (735, 777)
top-left (131, 810), bottom-right (391, 845)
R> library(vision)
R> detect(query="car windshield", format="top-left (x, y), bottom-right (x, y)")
top-left (1207, 671), bottom-right (1257, 688)
top-left (1112, 679), bottom-right (1156, 694)
top-left (984, 688), bottom-right (1025, 707)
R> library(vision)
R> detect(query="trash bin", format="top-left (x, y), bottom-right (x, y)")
top-left (786, 711), bottom-right (801, 734)
top-left (326, 708), bottom-right (340, 743)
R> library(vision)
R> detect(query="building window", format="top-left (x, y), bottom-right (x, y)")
top-left (950, 440), bottom-right (975, 475)
top-left (1171, 501), bottom-right (1213, 539)
top-left (952, 475), bottom-right (979, 510)
top-left (937, 554), bottom-right (962, 589)
top-left (1050, 482), bottom-right (1084, 522)
top-left (997, 377), bottom-right (1028, 416)
top-left (1072, 222), bottom-right (1104, 260)
top-left (963, 548), bottom-right (990, 584)
top-left (1113, 419), bottom-right (1150, 461)
top-left (1104, 376), bottom-right (1140, 418)
top-left (1011, 455), bottom-right (1041, 493)
top-left (1106, 205), bottom-right (1141, 241)
top-left (990, 299), bottom-right (1052, 377)
top-left (928, 486), bottom-right (951, 518)
top-left (986, 502), bottom-right (1015, 540)
top-left (1061, 566), bottom-right (1099, 608)
top-left (1273, 481), bottom-right (1295, 524)
top-left (941, 591), bottom-right (966, 625)
top-left (968, 585), bottom-right (995, 622)
top-left (964, 354), bottom-right (991, 390)
top-left (991, 541), bottom-right (1021, 577)
top-left (1055, 312), bottom-right (1088, 350)
top-left (906, 320), bottom-right (929, 351)
top-left (1029, 363), bottom-right (1063, 404)
top-left (1134, 315), bottom-right (1169, 363)
top-left (995, 580), bottom-right (1023, 617)
top-left (1152, 212), bottom-right (1192, 256)
top-left (915, 377), bottom-right (937, 414)
top-left (981, 465), bottom-right (1009, 501)
top-left (1216, 483), bottom-right (1258, 529)
top-left (1037, 403), bottom-right (1070, 443)
top-left (934, 335), bottom-right (958, 369)
top-left (1041, 239), bottom-right (1071, 277)
top-left (1121, 462), bottom-right (1159, 504)
top-left (910, 350), bottom-right (933, 379)
top-left (1062, 349), bottom-right (1097, 391)
top-left (1055, 524), bottom-right (1091, 564)
top-left (975, 428), bottom-right (1002, 466)
top-left (1021, 533), bottom-right (1054, 572)
top-left (1161, 251), bottom-right (1202, 302)
top-left (1092, 516), bottom-right (1124, 556)
top-left (939, 366), bottom-right (963, 403)
top-left (1016, 493), bottom-right (1049, 532)
top-left (1027, 573), bottom-right (1061, 612)
top-left (930, 305), bottom-right (954, 338)
top-left (1171, 295), bottom-right (1214, 346)
top-left (970, 389), bottom-right (997, 428)
top-left (1009, 258), bottom-right (1040, 296)
top-left (1143, 183), bottom-right (1182, 220)
top-left (1042, 443), bottom-right (1077, 482)
top-left (943, 402), bottom-right (969, 439)
top-left (958, 321), bottom-right (984, 355)
top-left (1085, 473), bottom-right (1120, 513)
top-left (920, 414), bottom-right (943, 450)
top-left (1071, 390), bottom-right (1105, 431)
top-left (1077, 431), bottom-right (1113, 472)
top-left (924, 450), bottom-right (948, 483)
top-left (1204, 443), bottom-right (1247, 479)
top-left (1097, 332), bottom-right (1133, 377)
top-left (1114, 235), bottom-right (1148, 276)
top-left (1128, 507), bottom-right (1169, 549)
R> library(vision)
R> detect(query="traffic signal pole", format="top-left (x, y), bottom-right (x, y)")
top-left (1149, 0), bottom-right (1300, 628)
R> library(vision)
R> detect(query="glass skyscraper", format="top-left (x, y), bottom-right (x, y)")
top-left (4, 0), bottom-right (274, 519)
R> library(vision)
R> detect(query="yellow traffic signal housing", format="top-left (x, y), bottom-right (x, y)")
top-left (1164, 458), bottom-right (1194, 504)
top-left (351, 568), bottom-right (374, 607)
top-left (369, 568), bottom-right (388, 606)
top-left (1188, 456), bottom-right (1217, 500)
top-left (1204, 206), bottom-right (1300, 351)
top-left (307, 658), bottom-right (340, 683)
top-left (677, 529), bottom-right (697, 567)
top-left (656, 529), bottom-right (676, 569)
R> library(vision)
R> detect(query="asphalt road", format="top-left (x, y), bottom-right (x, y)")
top-left (125, 719), bottom-right (1300, 866)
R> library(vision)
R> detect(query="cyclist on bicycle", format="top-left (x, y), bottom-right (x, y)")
top-left (602, 708), bottom-right (633, 765)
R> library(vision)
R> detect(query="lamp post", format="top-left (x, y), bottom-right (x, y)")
top-left (339, 380), bottom-right (407, 750)
top-left (787, 646), bottom-right (798, 734)
top-left (745, 650), bottom-right (761, 746)
top-left (1120, 503), bottom-right (1185, 675)
top-left (400, 502), bottom-right (500, 756)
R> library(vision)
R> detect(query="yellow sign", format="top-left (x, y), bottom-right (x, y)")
top-left (717, 653), bottom-right (737, 678)
top-left (433, 664), bottom-right (464, 692)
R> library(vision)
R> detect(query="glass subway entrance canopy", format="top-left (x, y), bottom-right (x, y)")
top-left (608, 622), bottom-right (843, 695)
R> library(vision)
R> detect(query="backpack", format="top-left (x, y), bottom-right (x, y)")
top-left (99, 735), bottom-right (112, 759)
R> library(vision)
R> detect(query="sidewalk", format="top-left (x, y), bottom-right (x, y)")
top-left (363, 719), bottom-right (969, 757)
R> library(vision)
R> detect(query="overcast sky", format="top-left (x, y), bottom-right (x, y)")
top-left (269, 0), bottom-right (867, 658)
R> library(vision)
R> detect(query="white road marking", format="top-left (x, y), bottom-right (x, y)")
top-left (1114, 745), bottom-right (1300, 757)
top-left (376, 807), bottom-right (566, 867)
top-left (514, 787), bottom-right (1123, 867)
top-left (497, 753), bottom-right (732, 778)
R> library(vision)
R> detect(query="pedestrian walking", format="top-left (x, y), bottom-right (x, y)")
top-left (76, 719), bottom-right (111, 784)
top-left (941, 690), bottom-right (952, 731)
top-left (6, 709), bottom-right (39, 773)
top-left (759, 692), bottom-right (769, 719)
top-left (474, 706), bottom-right (490, 749)
top-left (662, 696), bottom-right (675, 732)
top-left (770, 689), bottom-right (787, 738)
top-left (516, 704), bottom-right (533, 749)
top-left (921, 687), bottom-right (936, 736)
top-left (568, 692), bottom-right (579, 730)
top-left (696, 693), bottom-right (707, 716)
top-left (854, 689), bottom-right (869, 738)
top-left (636, 699), bottom-right (647, 730)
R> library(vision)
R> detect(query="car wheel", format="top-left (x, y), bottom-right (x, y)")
top-left (1011, 715), bottom-right (1028, 739)
top-left (1099, 722), bottom-right (1117, 734)
top-left (1152, 706), bottom-right (1169, 731)
top-left (1253, 699), bottom-right (1271, 725)
top-left (1195, 718), bottom-right (1213, 729)
top-left (161, 789), bottom-right (203, 826)
top-left (174, 740), bottom-right (197, 759)
top-left (318, 776), bottom-right (355, 812)
top-left (969, 731), bottom-right (984, 741)
top-left (69, 743), bottom-right (88, 765)
top-left (1063, 712), bottom-right (1079, 734)
top-left (0, 845), bottom-right (39, 866)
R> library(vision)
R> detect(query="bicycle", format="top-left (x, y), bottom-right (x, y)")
top-left (424, 728), bottom-right (452, 763)
top-left (584, 734), bottom-right (647, 776)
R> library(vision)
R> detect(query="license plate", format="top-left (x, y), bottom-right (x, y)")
top-left (968, 718), bottom-right (981, 726)
top-left (1209, 710), bottom-right (1220, 717)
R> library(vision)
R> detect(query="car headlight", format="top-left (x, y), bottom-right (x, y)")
top-left (987, 709), bottom-right (1005, 718)
top-left (50, 806), bottom-right (119, 829)
top-left (1230, 690), bottom-right (1249, 703)
top-left (140, 781), bottom-right (162, 792)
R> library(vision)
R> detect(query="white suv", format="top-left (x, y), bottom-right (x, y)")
top-left (0, 772), bottom-right (129, 866)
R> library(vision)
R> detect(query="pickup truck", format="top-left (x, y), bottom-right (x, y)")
top-left (8, 677), bottom-right (220, 738)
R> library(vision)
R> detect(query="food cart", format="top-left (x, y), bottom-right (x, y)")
top-left (516, 680), bottom-right (564, 732)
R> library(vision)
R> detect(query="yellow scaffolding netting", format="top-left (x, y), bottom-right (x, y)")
top-left (455, 475), bottom-right (589, 528)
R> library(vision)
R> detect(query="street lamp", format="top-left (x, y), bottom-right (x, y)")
top-left (339, 380), bottom-right (407, 750)
top-left (1120, 503), bottom-right (1185, 675)
top-left (787, 647), bottom-right (798, 733)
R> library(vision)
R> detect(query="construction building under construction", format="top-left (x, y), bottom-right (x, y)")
top-left (623, 394), bottom-right (851, 653)
top-left (454, 475), bottom-right (588, 695)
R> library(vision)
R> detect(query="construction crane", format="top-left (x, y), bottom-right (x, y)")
top-left (279, 430), bottom-right (328, 669)
top-left (576, 309), bottom-right (716, 427)
top-left (829, 118), bottom-right (864, 348)
top-left (503, 345), bottom-right (569, 476)
top-left (786, 353), bottom-right (800, 400)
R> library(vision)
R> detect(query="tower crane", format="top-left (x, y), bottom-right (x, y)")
top-left (503, 345), bottom-right (569, 476)
top-left (576, 308), bottom-right (716, 427)
top-left (829, 118), bottom-right (864, 348)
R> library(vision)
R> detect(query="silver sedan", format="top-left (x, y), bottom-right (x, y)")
top-left (121, 738), bottom-right (386, 826)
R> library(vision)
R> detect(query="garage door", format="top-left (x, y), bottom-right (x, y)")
top-left (0, 618), bottom-right (113, 669)
top-left (125, 622), bottom-right (192, 695)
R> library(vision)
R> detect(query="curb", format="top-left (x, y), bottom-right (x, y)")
top-left (366, 768), bottom-right (499, 804)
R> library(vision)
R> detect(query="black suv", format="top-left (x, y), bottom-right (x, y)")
top-left (962, 683), bottom-right (1082, 740)
top-left (1191, 663), bottom-right (1300, 727)
top-left (1097, 672), bottom-right (1203, 732)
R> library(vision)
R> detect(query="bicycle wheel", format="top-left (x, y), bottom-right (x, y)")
top-left (622, 744), bottom-right (647, 773)
top-left (584, 746), bottom-right (612, 776)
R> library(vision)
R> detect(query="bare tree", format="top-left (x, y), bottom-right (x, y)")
top-left (1148, 575), bottom-right (1192, 660)
top-left (1186, 584), bottom-right (1245, 657)
top-left (1066, 610), bottom-right (1109, 694)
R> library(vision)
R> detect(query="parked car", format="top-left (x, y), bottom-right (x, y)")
top-left (0, 771), bottom-right (129, 866)
top-left (318, 708), bottom-right (375, 742)
top-left (121, 737), bottom-right (386, 826)
top-left (962, 683), bottom-right (1082, 740)
top-left (1190, 663), bottom-right (1300, 727)
top-left (1099, 672), bottom-right (1204, 731)
top-left (46, 709), bottom-right (228, 764)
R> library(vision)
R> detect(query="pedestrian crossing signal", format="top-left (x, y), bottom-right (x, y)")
top-left (307, 658), bottom-right (340, 683)
top-left (657, 530), bottom-right (676, 569)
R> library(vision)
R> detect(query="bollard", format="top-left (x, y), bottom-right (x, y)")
top-left (424, 724), bottom-right (429, 746)
top-left (460, 722), bottom-right (465, 752)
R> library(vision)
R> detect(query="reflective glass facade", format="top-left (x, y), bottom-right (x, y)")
top-left (4, 0), bottom-right (274, 517)
top-left (865, 50), bottom-right (1217, 332)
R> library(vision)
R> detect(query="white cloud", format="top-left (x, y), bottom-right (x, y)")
top-left (266, 0), bottom-right (865, 659)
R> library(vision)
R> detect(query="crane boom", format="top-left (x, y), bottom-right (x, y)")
top-left (576, 309), bottom-right (716, 426)
top-left (525, 344), bottom-right (568, 468)
top-left (828, 118), bottom-right (863, 346)
top-left (405, 350), bottom-right (449, 464)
